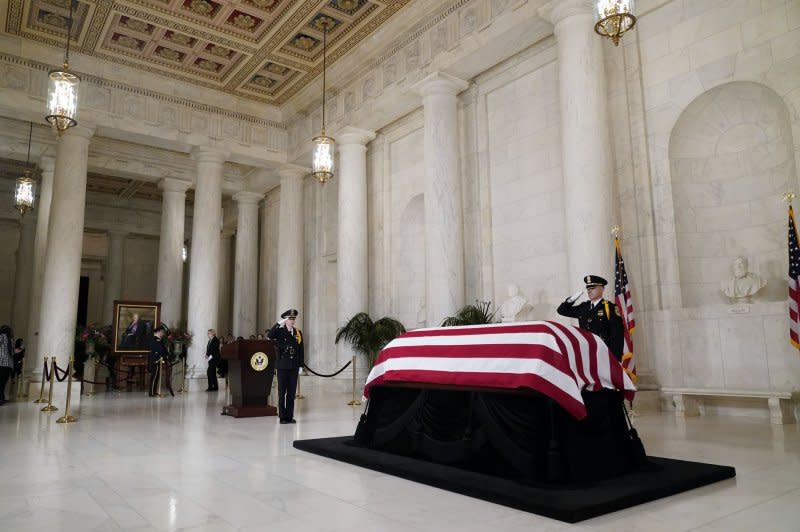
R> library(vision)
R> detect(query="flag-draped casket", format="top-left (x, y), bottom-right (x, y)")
top-left (364, 321), bottom-right (636, 420)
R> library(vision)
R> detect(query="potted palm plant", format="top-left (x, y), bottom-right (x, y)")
top-left (335, 312), bottom-right (406, 368)
top-left (441, 300), bottom-right (496, 326)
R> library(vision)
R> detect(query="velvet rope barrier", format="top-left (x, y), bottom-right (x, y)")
top-left (302, 359), bottom-right (352, 378)
top-left (53, 361), bottom-right (69, 382)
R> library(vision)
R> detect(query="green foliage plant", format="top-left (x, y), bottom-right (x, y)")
top-left (335, 312), bottom-right (406, 368)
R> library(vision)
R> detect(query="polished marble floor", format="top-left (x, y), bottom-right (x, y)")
top-left (1, 384), bottom-right (798, 532)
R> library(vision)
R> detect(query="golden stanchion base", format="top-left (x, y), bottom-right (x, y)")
top-left (40, 405), bottom-right (58, 412)
top-left (33, 398), bottom-right (47, 403)
top-left (295, 393), bottom-right (305, 399)
top-left (83, 392), bottom-right (95, 397)
top-left (56, 415), bottom-right (77, 423)
top-left (347, 399), bottom-right (362, 406)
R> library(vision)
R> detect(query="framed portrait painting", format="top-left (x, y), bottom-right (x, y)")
top-left (113, 301), bottom-right (161, 355)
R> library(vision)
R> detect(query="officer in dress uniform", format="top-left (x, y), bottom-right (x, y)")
top-left (267, 309), bottom-right (304, 424)
top-left (557, 275), bottom-right (625, 361)
top-left (148, 325), bottom-right (169, 397)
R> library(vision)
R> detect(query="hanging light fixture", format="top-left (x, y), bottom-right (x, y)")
top-left (45, 0), bottom-right (80, 133)
top-left (311, 20), bottom-right (334, 185)
top-left (15, 122), bottom-right (36, 216)
top-left (594, 0), bottom-right (636, 46)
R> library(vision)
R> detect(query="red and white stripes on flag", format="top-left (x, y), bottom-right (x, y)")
top-left (614, 237), bottom-right (637, 383)
top-left (787, 206), bottom-right (800, 350)
top-left (364, 321), bottom-right (636, 420)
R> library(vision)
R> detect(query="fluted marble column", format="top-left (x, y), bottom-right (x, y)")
top-left (275, 166), bottom-right (306, 325)
top-left (186, 147), bottom-right (226, 386)
top-left (217, 230), bottom-right (234, 337)
top-left (414, 72), bottom-right (468, 325)
top-left (337, 127), bottom-right (375, 367)
top-left (25, 156), bottom-right (55, 387)
top-left (37, 125), bottom-right (94, 387)
top-left (103, 231), bottom-right (127, 323)
top-left (232, 191), bottom-right (262, 337)
top-left (540, 0), bottom-right (615, 280)
top-left (156, 178), bottom-right (191, 327)
top-left (11, 216), bottom-right (35, 341)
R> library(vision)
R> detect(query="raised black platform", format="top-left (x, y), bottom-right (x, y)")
top-left (294, 436), bottom-right (736, 523)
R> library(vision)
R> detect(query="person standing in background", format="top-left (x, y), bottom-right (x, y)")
top-left (205, 329), bottom-right (220, 391)
top-left (0, 325), bottom-right (14, 405)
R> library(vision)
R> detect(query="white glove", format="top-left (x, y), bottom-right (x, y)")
top-left (566, 288), bottom-right (584, 303)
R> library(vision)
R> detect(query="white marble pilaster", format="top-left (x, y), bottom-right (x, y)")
top-left (156, 178), bottom-right (191, 327)
top-left (186, 147), bottom-right (226, 387)
top-left (275, 166), bottom-right (307, 326)
top-left (258, 198), bottom-right (272, 333)
top-left (540, 0), bottom-right (615, 281)
top-left (11, 215), bottom-right (35, 343)
top-left (337, 127), bottom-right (376, 365)
top-left (217, 230), bottom-right (234, 337)
top-left (36, 125), bottom-right (94, 406)
top-left (25, 156), bottom-right (55, 387)
top-left (102, 231), bottom-right (127, 323)
top-left (414, 72), bottom-right (468, 325)
top-left (232, 191), bottom-right (262, 337)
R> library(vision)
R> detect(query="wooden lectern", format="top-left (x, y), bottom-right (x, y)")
top-left (221, 339), bottom-right (278, 418)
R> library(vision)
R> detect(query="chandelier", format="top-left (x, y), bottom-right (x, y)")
top-left (311, 20), bottom-right (334, 185)
top-left (45, 0), bottom-right (80, 133)
top-left (14, 122), bottom-right (36, 216)
top-left (594, 0), bottom-right (636, 46)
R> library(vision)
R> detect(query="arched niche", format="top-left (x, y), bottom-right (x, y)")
top-left (392, 193), bottom-right (426, 327)
top-left (669, 81), bottom-right (797, 307)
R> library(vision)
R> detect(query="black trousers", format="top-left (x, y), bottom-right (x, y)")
top-left (207, 360), bottom-right (218, 390)
top-left (277, 368), bottom-right (298, 420)
top-left (0, 366), bottom-right (12, 401)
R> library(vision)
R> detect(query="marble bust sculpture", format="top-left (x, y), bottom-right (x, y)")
top-left (720, 257), bottom-right (766, 302)
top-left (499, 283), bottom-right (529, 322)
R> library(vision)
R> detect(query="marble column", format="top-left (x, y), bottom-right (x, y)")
top-left (186, 147), bottom-right (226, 387)
top-left (337, 127), bottom-right (376, 367)
top-left (414, 72), bottom-right (468, 325)
top-left (103, 231), bottom-right (127, 323)
top-left (37, 125), bottom-right (94, 399)
top-left (217, 230), bottom-right (234, 337)
top-left (258, 198), bottom-right (273, 333)
top-left (540, 0), bottom-right (615, 281)
top-left (156, 178), bottom-right (191, 327)
top-left (275, 166), bottom-right (307, 325)
top-left (232, 191), bottom-right (262, 337)
top-left (25, 156), bottom-right (55, 387)
top-left (11, 216), bottom-right (36, 342)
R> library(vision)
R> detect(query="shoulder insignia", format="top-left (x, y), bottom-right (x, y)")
top-left (614, 305), bottom-right (621, 317)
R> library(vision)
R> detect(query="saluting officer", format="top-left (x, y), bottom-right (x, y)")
top-left (148, 325), bottom-right (169, 397)
top-left (267, 309), bottom-right (305, 424)
top-left (557, 275), bottom-right (624, 361)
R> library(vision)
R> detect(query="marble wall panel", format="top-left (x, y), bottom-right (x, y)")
top-left (121, 237), bottom-right (158, 301)
top-left (717, 316), bottom-right (770, 389)
top-left (679, 319), bottom-right (725, 388)
top-left (0, 222), bottom-right (20, 326)
top-left (762, 313), bottom-right (800, 391)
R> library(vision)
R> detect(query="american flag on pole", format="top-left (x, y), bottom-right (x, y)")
top-left (364, 321), bottom-right (636, 420)
top-left (614, 237), bottom-right (637, 383)
top-left (788, 205), bottom-right (800, 350)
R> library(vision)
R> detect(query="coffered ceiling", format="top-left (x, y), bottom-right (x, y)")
top-left (3, 0), bottom-right (413, 104)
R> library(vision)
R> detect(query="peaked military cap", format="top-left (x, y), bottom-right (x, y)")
top-left (281, 309), bottom-right (299, 319)
top-left (584, 275), bottom-right (608, 287)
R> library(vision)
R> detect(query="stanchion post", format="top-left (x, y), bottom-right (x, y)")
top-left (155, 358), bottom-right (165, 398)
top-left (347, 355), bottom-right (361, 406)
top-left (40, 356), bottom-right (58, 412)
top-left (56, 356), bottom-right (77, 423)
top-left (295, 369), bottom-right (305, 399)
top-left (33, 356), bottom-right (49, 403)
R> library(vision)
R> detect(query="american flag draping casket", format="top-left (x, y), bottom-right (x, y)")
top-left (364, 321), bottom-right (636, 420)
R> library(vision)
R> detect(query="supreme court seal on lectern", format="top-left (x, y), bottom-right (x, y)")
top-left (250, 352), bottom-right (268, 371)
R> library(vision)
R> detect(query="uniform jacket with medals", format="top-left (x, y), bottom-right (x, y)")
top-left (557, 298), bottom-right (625, 361)
top-left (267, 323), bottom-right (304, 370)
top-left (149, 335), bottom-right (168, 368)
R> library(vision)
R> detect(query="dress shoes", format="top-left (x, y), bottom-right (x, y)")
top-left (279, 419), bottom-right (289, 424)
top-left (289, 418), bottom-right (297, 423)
